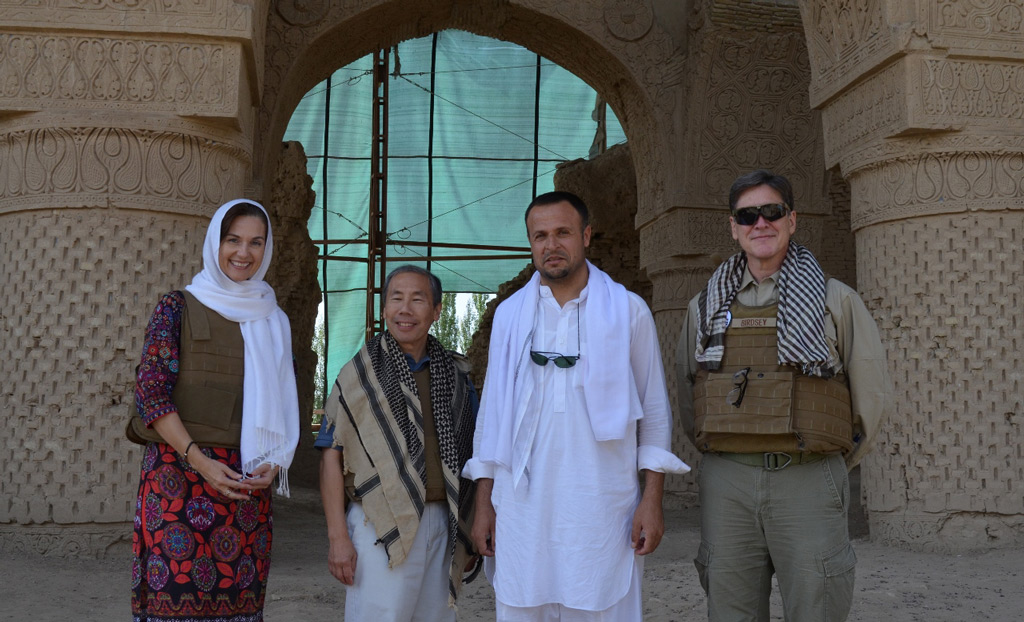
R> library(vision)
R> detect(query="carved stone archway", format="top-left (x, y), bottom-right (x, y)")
top-left (1, 0), bottom-right (1021, 558)
top-left (255, 0), bottom-right (694, 491)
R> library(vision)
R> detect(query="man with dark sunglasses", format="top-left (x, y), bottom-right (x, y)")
top-left (676, 170), bottom-right (890, 621)
top-left (464, 191), bottom-right (690, 621)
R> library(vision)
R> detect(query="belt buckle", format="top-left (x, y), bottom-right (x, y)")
top-left (763, 452), bottom-right (792, 471)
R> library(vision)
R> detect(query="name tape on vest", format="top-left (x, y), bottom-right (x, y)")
top-left (735, 317), bottom-right (777, 328)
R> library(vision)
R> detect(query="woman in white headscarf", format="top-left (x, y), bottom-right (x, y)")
top-left (128, 199), bottom-right (299, 622)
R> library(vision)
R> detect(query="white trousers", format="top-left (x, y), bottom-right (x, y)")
top-left (344, 501), bottom-right (454, 622)
top-left (495, 557), bottom-right (643, 622)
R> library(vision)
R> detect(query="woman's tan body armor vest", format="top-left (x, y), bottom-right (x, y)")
top-left (126, 291), bottom-right (244, 448)
top-left (693, 302), bottom-right (854, 455)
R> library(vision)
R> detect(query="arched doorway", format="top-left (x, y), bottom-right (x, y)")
top-left (255, 0), bottom-right (685, 488)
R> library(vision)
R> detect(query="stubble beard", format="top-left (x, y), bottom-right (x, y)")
top-left (536, 254), bottom-right (572, 281)
top-left (540, 267), bottom-right (570, 281)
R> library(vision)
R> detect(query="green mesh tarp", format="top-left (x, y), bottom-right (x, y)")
top-left (284, 29), bottom-right (625, 383)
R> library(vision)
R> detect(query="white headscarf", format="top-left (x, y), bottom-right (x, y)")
top-left (185, 199), bottom-right (300, 497)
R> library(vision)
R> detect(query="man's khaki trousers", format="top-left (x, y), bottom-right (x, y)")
top-left (695, 452), bottom-right (856, 621)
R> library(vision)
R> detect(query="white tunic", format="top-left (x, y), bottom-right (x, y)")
top-left (464, 283), bottom-right (688, 610)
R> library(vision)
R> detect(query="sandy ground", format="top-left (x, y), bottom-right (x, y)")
top-left (2, 483), bottom-right (1022, 622)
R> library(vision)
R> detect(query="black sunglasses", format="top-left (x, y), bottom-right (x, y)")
top-left (726, 367), bottom-right (751, 407)
top-left (732, 203), bottom-right (791, 226)
top-left (530, 351), bottom-right (579, 368)
top-left (530, 305), bottom-right (581, 368)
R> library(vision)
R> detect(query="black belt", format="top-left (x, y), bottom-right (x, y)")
top-left (717, 451), bottom-right (831, 471)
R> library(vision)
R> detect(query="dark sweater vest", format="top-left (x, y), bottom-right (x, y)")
top-left (126, 291), bottom-right (245, 448)
top-left (693, 302), bottom-right (854, 455)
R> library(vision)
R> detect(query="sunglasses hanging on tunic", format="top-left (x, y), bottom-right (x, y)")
top-left (530, 305), bottom-right (580, 368)
top-left (732, 203), bottom-right (791, 226)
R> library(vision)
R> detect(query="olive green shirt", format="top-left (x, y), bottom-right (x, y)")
top-left (412, 365), bottom-right (446, 503)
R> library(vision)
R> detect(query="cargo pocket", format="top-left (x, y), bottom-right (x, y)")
top-left (694, 540), bottom-right (712, 595)
top-left (822, 454), bottom-right (850, 513)
top-left (821, 541), bottom-right (856, 620)
top-left (176, 386), bottom-right (238, 429)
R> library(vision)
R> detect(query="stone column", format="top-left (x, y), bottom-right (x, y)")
top-left (0, 3), bottom-right (261, 556)
top-left (802, 0), bottom-right (1024, 551)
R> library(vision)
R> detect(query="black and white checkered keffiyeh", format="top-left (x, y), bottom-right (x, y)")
top-left (372, 331), bottom-right (475, 496)
top-left (695, 242), bottom-right (838, 378)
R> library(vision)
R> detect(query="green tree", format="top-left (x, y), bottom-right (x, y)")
top-left (312, 318), bottom-right (326, 417)
top-left (458, 293), bottom-right (489, 350)
top-left (430, 292), bottom-right (461, 351)
top-left (431, 292), bottom-right (493, 353)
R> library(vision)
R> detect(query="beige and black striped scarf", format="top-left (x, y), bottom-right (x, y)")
top-left (324, 331), bottom-right (476, 605)
top-left (695, 242), bottom-right (839, 378)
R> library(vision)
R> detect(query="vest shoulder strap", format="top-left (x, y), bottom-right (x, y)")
top-left (180, 290), bottom-right (211, 341)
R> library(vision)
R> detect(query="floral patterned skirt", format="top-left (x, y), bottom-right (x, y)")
top-left (131, 442), bottom-right (273, 622)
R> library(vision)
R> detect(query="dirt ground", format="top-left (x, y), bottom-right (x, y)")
top-left (2, 483), bottom-right (1022, 622)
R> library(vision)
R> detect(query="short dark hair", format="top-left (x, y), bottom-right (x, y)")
top-left (728, 170), bottom-right (795, 213)
top-left (383, 265), bottom-right (442, 307)
top-left (220, 202), bottom-right (269, 240)
top-left (524, 191), bottom-right (590, 229)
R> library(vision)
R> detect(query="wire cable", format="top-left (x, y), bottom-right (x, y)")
top-left (386, 243), bottom-right (495, 292)
top-left (396, 74), bottom-right (570, 160)
top-left (382, 136), bottom-right (631, 237)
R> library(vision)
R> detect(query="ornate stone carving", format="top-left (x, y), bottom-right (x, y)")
top-left (821, 60), bottom-right (905, 169)
top-left (0, 0), bottom-right (254, 37)
top-left (639, 208), bottom-right (736, 267)
top-left (927, 0), bottom-right (1024, 56)
top-left (647, 261), bottom-right (717, 314)
top-left (603, 0), bottom-right (653, 41)
top-left (838, 135), bottom-right (1024, 186)
top-left (0, 126), bottom-right (249, 215)
top-left (276, 0), bottom-right (328, 27)
top-left (800, 0), bottom-right (896, 107)
top-left (681, 28), bottom-right (826, 214)
top-left (849, 151), bottom-right (1024, 229)
top-left (920, 58), bottom-right (1024, 122)
top-left (0, 34), bottom-right (241, 116)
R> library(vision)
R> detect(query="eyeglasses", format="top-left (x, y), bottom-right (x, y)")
top-left (726, 367), bottom-right (751, 407)
top-left (530, 351), bottom-right (579, 368)
top-left (530, 305), bottom-right (581, 369)
top-left (732, 203), bottom-right (791, 226)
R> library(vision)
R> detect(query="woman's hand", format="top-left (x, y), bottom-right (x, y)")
top-left (187, 451), bottom-right (256, 500)
top-left (244, 462), bottom-right (280, 490)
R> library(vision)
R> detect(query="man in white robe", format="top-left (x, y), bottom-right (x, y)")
top-left (463, 191), bottom-right (690, 621)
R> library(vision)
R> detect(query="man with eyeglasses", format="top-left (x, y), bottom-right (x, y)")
top-left (464, 191), bottom-right (690, 621)
top-left (676, 170), bottom-right (890, 621)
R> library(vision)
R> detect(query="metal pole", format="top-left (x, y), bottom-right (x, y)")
top-left (378, 47), bottom-right (390, 336)
top-left (366, 48), bottom-right (390, 343)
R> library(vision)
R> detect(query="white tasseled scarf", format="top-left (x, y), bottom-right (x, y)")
top-left (185, 199), bottom-right (299, 496)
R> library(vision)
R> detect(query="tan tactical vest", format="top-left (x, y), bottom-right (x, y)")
top-left (126, 291), bottom-right (244, 448)
top-left (693, 302), bottom-right (854, 454)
